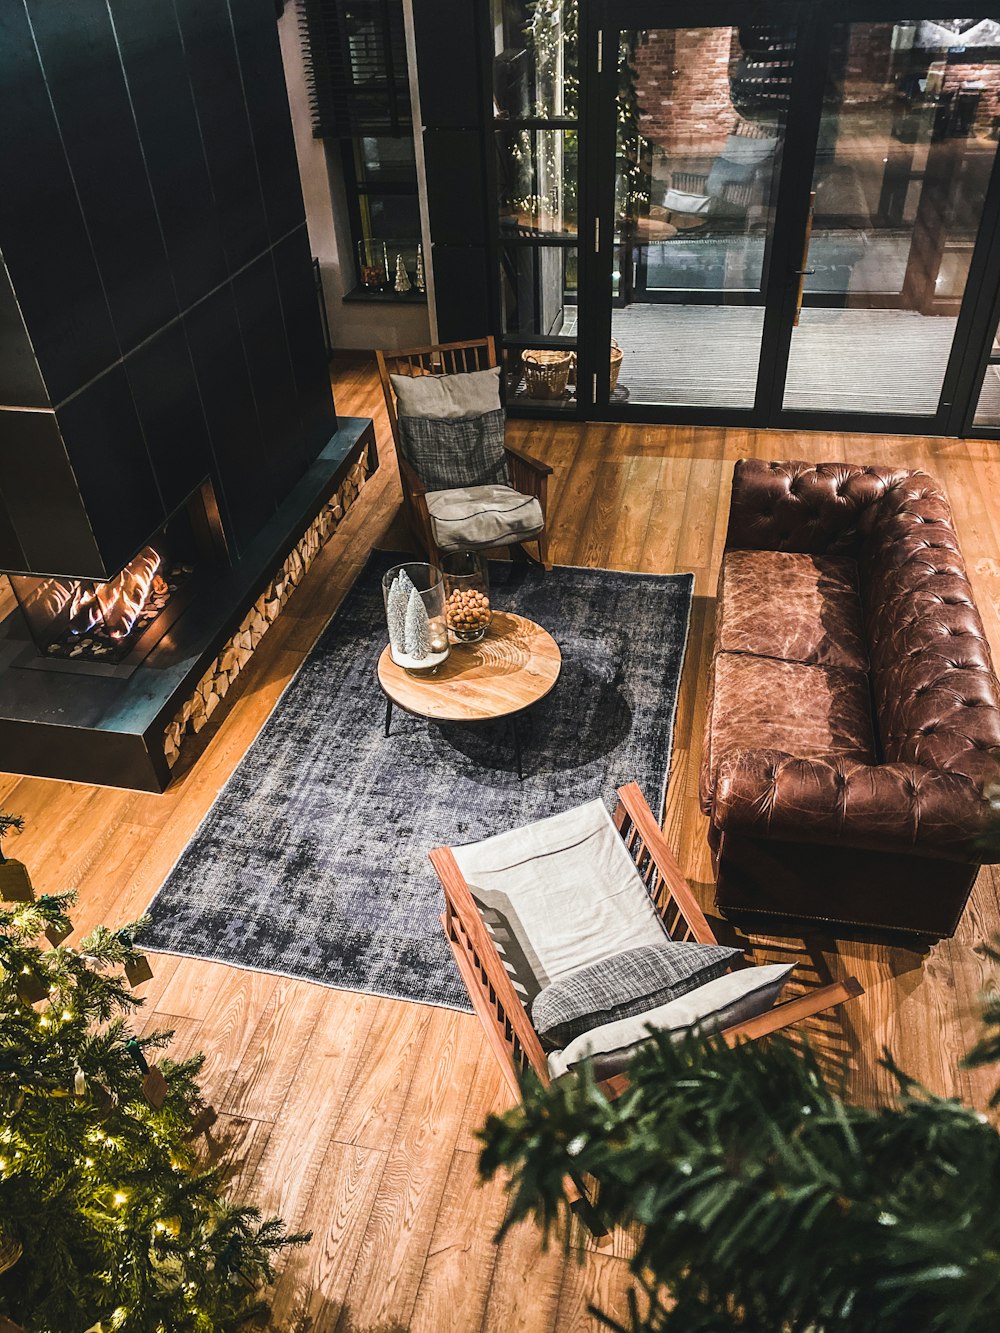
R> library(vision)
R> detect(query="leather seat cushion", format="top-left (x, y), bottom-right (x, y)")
top-left (717, 549), bottom-right (868, 671)
top-left (705, 651), bottom-right (877, 794)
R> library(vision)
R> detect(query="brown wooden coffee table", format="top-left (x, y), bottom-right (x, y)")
top-left (377, 612), bottom-right (561, 779)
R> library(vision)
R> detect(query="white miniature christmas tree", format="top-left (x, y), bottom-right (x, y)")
top-left (394, 253), bottom-right (411, 293)
top-left (386, 573), bottom-right (410, 654)
top-left (404, 586), bottom-right (430, 659)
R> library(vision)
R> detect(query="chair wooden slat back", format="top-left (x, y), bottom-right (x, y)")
top-left (612, 783), bottom-right (717, 945)
top-left (375, 336), bottom-right (497, 454)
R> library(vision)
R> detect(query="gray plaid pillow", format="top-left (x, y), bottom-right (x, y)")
top-left (398, 407), bottom-right (509, 490)
top-left (531, 939), bottom-right (741, 1050)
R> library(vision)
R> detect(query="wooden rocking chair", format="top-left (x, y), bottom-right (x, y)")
top-left (376, 336), bottom-right (553, 569)
top-left (431, 783), bottom-right (863, 1104)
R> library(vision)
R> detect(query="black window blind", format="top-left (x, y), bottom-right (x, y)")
top-left (298, 0), bottom-right (411, 138)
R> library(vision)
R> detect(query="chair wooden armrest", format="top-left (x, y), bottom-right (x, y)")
top-left (397, 451), bottom-right (427, 498)
top-left (504, 442), bottom-right (553, 476)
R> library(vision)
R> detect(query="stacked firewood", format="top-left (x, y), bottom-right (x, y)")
top-left (162, 450), bottom-right (369, 768)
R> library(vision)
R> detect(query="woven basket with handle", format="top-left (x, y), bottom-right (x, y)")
top-left (609, 339), bottom-right (624, 391)
top-left (522, 348), bottom-right (574, 400)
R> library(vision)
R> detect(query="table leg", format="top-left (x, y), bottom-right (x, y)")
top-left (384, 697), bottom-right (393, 737)
top-left (512, 713), bottom-right (523, 781)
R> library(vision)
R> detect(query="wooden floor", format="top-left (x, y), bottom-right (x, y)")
top-left (6, 361), bottom-right (1000, 1330)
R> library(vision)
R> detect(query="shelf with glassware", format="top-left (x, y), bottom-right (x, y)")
top-left (346, 238), bottom-right (427, 303)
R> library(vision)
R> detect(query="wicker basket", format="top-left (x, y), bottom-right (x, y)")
top-left (522, 348), bottom-right (574, 400)
top-left (609, 339), bottom-right (624, 391)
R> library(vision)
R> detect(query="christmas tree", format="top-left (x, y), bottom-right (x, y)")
top-left (0, 817), bottom-right (308, 1332)
top-left (386, 570), bottom-right (412, 655)
top-left (479, 954), bottom-right (1000, 1332)
top-left (403, 587), bottom-right (431, 659)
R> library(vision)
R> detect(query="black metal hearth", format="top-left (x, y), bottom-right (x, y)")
top-left (9, 481), bottom-right (224, 673)
top-left (0, 419), bottom-right (374, 792)
top-left (0, 0), bottom-right (376, 791)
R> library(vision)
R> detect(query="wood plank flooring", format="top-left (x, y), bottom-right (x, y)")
top-left (5, 360), bottom-right (1000, 1329)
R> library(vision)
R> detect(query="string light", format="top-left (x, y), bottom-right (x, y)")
top-left (112, 1190), bottom-right (128, 1207)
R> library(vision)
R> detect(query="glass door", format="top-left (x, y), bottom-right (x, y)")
top-left (778, 16), bottom-right (1000, 424)
top-left (587, 4), bottom-right (1000, 433)
top-left (592, 9), bottom-right (800, 413)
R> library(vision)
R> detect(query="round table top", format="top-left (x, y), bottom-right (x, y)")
top-left (377, 612), bottom-right (562, 722)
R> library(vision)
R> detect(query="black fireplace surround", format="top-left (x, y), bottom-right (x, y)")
top-left (0, 0), bottom-right (375, 790)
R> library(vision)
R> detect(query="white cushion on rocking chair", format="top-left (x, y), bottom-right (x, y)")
top-left (426, 484), bottom-right (544, 552)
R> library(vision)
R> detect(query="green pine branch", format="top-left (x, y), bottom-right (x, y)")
top-left (478, 947), bottom-right (1000, 1333)
top-left (0, 864), bottom-right (309, 1331)
top-left (0, 812), bottom-right (24, 862)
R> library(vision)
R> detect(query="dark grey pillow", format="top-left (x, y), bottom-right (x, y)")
top-left (398, 407), bottom-right (509, 491)
top-left (531, 939), bottom-right (741, 1050)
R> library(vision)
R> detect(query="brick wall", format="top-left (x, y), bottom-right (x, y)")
top-left (842, 23), bottom-right (894, 104)
top-left (632, 27), bottom-right (735, 156)
top-left (942, 63), bottom-right (1000, 132)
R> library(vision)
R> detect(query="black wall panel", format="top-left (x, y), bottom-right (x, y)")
top-left (184, 287), bottom-right (274, 556)
top-left (0, 0), bottom-right (336, 577)
top-left (412, 0), bottom-right (483, 129)
top-left (108, 0), bottom-right (229, 312)
top-left (0, 413), bottom-right (104, 577)
top-left (272, 229), bottom-right (338, 461)
top-left (0, 492), bottom-right (24, 575)
top-left (0, 3), bottom-right (119, 405)
top-left (173, 0), bottom-right (271, 276)
top-left (423, 130), bottom-right (488, 245)
top-left (0, 260), bottom-right (47, 410)
top-left (228, 0), bottom-right (306, 244)
top-left (412, 0), bottom-right (494, 346)
top-left (431, 247), bottom-right (491, 343)
top-left (124, 323), bottom-right (214, 518)
top-left (26, 0), bottom-right (178, 357)
top-left (232, 255), bottom-right (308, 499)
top-left (58, 367), bottom-right (165, 577)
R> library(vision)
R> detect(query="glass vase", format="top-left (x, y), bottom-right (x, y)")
top-left (443, 552), bottom-right (492, 643)
top-left (382, 562), bottom-right (449, 671)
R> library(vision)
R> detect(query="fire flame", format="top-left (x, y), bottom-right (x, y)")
top-left (68, 546), bottom-right (164, 640)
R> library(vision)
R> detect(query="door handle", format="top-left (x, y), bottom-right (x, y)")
top-left (793, 191), bottom-right (817, 327)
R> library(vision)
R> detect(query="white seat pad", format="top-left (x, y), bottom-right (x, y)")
top-left (451, 799), bottom-right (668, 1002)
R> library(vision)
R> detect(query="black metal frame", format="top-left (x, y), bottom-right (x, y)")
top-left (494, 0), bottom-right (1000, 435)
top-left (382, 693), bottom-right (534, 780)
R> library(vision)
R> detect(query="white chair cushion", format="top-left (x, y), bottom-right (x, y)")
top-left (426, 484), bottom-right (543, 552)
top-left (547, 962), bottom-right (795, 1079)
top-left (664, 188), bottom-right (712, 215)
top-left (390, 365), bottom-right (502, 419)
top-left (451, 799), bottom-right (668, 1005)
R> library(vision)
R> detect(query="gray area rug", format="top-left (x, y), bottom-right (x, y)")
top-left (143, 553), bottom-right (693, 1011)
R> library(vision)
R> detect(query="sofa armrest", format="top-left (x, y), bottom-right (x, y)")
top-left (712, 749), bottom-right (994, 862)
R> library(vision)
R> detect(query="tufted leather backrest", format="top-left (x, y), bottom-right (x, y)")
top-left (725, 458), bottom-right (909, 556)
top-left (857, 472), bottom-right (1000, 785)
top-left (725, 459), bottom-right (1000, 788)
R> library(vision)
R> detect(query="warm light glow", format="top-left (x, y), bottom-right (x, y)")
top-left (68, 546), bottom-right (165, 640)
top-left (113, 1190), bottom-right (128, 1206)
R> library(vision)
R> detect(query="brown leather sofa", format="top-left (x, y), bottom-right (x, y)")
top-left (700, 459), bottom-right (1000, 940)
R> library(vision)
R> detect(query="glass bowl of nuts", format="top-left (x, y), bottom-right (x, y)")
top-left (442, 552), bottom-right (492, 643)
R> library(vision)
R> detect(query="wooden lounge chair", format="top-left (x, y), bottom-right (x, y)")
top-left (430, 782), bottom-right (863, 1102)
top-left (376, 336), bottom-right (552, 569)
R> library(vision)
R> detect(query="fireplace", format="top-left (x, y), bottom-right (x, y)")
top-left (8, 481), bottom-right (227, 674)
